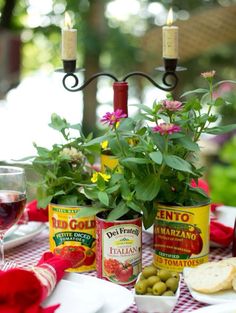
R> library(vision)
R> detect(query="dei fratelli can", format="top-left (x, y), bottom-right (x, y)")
top-left (153, 203), bottom-right (210, 272)
top-left (96, 212), bottom-right (142, 286)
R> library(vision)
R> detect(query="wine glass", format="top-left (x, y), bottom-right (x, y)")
top-left (0, 166), bottom-right (26, 267)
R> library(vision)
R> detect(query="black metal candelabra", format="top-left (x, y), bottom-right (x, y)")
top-left (60, 59), bottom-right (186, 115)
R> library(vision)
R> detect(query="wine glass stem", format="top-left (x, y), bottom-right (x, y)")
top-left (0, 233), bottom-right (5, 268)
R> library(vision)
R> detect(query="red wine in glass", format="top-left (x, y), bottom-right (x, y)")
top-left (0, 166), bottom-right (27, 268)
top-left (0, 191), bottom-right (26, 231)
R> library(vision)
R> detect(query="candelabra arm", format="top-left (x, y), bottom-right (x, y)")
top-left (63, 72), bottom-right (119, 92)
top-left (122, 71), bottom-right (178, 91)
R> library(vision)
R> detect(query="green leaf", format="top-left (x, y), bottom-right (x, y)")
top-left (151, 133), bottom-right (165, 152)
top-left (84, 134), bottom-right (109, 146)
top-left (208, 115), bottom-right (218, 123)
top-left (83, 188), bottom-right (98, 200)
top-left (58, 195), bottom-right (78, 206)
top-left (49, 113), bottom-right (68, 132)
top-left (34, 146), bottom-right (50, 157)
top-left (127, 202), bottom-right (142, 213)
top-left (106, 184), bottom-right (120, 194)
top-left (118, 118), bottom-right (135, 131)
top-left (149, 151), bottom-right (163, 164)
top-left (121, 157), bottom-right (151, 165)
top-left (98, 191), bottom-right (109, 206)
top-left (164, 155), bottom-right (193, 173)
top-left (107, 203), bottom-right (129, 221)
top-left (134, 103), bottom-right (153, 114)
top-left (76, 206), bottom-right (105, 218)
top-left (142, 203), bottom-right (156, 230)
top-left (135, 174), bottom-right (160, 201)
top-left (70, 123), bottom-right (82, 132)
top-left (120, 179), bottom-right (130, 198)
top-left (177, 137), bottom-right (200, 152)
top-left (37, 196), bottom-right (53, 208)
top-left (205, 124), bottom-right (236, 135)
top-left (214, 97), bottom-right (224, 107)
top-left (181, 88), bottom-right (208, 98)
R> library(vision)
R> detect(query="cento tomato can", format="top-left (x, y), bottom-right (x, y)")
top-left (48, 204), bottom-right (96, 272)
top-left (96, 212), bottom-right (142, 286)
top-left (153, 203), bottom-right (210, 272)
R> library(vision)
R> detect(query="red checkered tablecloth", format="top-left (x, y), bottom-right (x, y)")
top-left (5, 226), bottom-right (232, 313)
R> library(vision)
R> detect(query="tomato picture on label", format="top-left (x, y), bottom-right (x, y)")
top-left (104, 258), bottom-right (134, 283)
top-left (104, 258), bottom-right (120, 276)
top-left (188, 227), bottom-right (203, 255)
top-left (114, 262), bottom-right (133, 282)
top-left (83, 249), bottom-right (96, 266)
top-left (154, 224), bottom-right (203, 257)
top-left (54, 245), bottom-right (86, 268)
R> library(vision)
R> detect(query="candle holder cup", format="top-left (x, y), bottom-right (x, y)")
top-left (62, 60), bottom-right (77, 73)
top-left (163, 58), bottom-right (178, 72)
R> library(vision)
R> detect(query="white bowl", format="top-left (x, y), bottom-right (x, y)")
top-left (134, 274), bottom-right (181, 313)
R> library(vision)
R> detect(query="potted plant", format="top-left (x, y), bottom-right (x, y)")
top-left (28, 113), bottom-right (98, 272)
top-left (78, 70), bottom-right (236, 273)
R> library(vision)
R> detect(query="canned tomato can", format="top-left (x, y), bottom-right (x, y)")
top-left (96, 212), bottom-right (142, 286)
top-left (153, 203), bottom-right (210, 272)
top-left (48, 204), bottom-right (96, 272)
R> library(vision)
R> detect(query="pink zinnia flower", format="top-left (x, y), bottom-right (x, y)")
top-left (201, 70), bottom-right (216, 78)
top-left (162, 100), bottom-right (183, 111)
top-left (101, 109), bottom-right (127, 126)
top-left (153, 123), bottom-right (181, 135)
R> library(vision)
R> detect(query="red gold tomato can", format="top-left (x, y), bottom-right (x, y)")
top-left (48, 204), bottom-right (96, 272)
top-left (96, 212), bottom-right (142, 286)
top-left (153, 203), bottom-right (210, 272)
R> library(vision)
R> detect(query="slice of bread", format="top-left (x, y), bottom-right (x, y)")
top-left (185, 262), bottom-right (236, 293)
top-left (220, 257), bottom-right (236, 269)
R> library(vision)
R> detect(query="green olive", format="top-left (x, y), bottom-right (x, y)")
top-left (162, 290), bottom-right (175, 296)
top-left (152, 281), bottom-right (167, 295)
top-left (171, 271), bottom-right (180, 282)
top-left (139, 274), bottom-right (146, 281)
top-left (135, 280), bottom-right (148, 295)
top-left (142, 265), bottom-right (157, 278)
top-left (147, 275), bottom-right (161, 287)
top-left (165, 277), bottom-right (179, 292)
top-left (158, 269), bottom-right (172, 282)
top-left (147, 287), bottom-right (153, 294)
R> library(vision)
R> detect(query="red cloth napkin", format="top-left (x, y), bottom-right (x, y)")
top-left (18, 200), bottom-right (48, 224)
top-left (192, 179), bottom-right (233, 247)
top-left (0, 252), bottom-right (72, 313)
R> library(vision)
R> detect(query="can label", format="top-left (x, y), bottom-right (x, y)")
top-left (153, 204), bottom-right (210, 272)
top-left (48, 204), bottom-right (96, 272)
top-left (96, 216), bottom-right (142, 286)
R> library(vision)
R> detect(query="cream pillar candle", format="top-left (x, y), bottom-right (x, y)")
top-left (61, 12), bottom-right (77, 60)
top-left (162, 8), bottom-right (179, 59)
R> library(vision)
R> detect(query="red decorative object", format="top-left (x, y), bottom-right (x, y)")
top-left (113, 82), bottom-right (128, 116)
top-left (0, 252), bottom-right (72, 313)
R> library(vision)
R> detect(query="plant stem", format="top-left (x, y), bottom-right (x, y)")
top-left (114, 125), bottom-right (127, 157)
top-left (157, 136), bottom-right (168, 178)
top-left (194, 82), bottom-right (214, 142)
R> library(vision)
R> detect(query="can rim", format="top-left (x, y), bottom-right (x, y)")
top-left (155, 201), bottom-right (211, 209)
